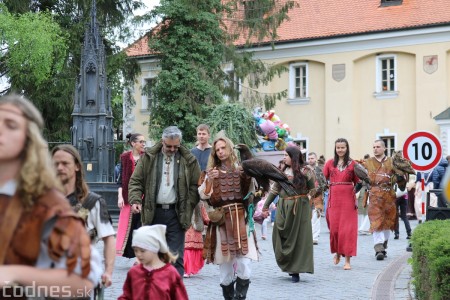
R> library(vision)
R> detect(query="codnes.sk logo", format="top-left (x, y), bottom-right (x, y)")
top-left (1, 281), bottom-right (93, 298)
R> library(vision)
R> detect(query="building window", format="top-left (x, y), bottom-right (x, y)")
top-left (374, 54), bottom-right (398, 99)
top-left (381, 57), bottom-right (395, 92)
top-left (381, 136), bottom-right (396, 157)
top-left (381, 0), bottom-right (402, 7)
top-left (288, 63), bottom-right (309, 104)
top-left (141, 78), bottom-right (155, 111)
top-left (224, 70), bottom-right (241, 102)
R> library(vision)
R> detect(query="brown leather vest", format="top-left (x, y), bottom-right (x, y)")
top-left (210, 169), bottom-right (245, 207)
top-left (0, 189), bottom-right (82, 266)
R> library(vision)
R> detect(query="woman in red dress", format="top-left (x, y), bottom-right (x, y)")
top-left (323, 138), bottom-right (360, 270)
top-left (116, 133), bottom-right (145, 259)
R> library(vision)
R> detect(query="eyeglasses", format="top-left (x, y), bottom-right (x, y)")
top-left (138, 140), bottom-right (146, 144)
top-left (163, 141), bottom-right (180, 149)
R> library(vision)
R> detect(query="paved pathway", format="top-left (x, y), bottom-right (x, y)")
top-left (98, 215), bottom-right (417, 299)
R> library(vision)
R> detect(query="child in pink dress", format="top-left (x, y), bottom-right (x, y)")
top-left (118, 225), bottom-right (188, 300)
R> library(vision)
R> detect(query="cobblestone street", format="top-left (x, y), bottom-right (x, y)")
top-left (98, 215), bottom-right (416, 300)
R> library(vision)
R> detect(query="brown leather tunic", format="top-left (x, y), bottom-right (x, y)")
top-left (203, 169), bottom-right (254, 262)
top-left (209, 169), bottom-right (250, 207)
top-left (0, 189), bottom-right (91, 276)
top-left (364, 157), bottom-right (397, 232)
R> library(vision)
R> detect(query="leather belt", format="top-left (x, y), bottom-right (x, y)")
top-left (156, 203), bottom-right (176, 209)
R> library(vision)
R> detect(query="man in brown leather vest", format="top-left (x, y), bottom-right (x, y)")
top-left (52, 144), bottom-right (116, 288)
top-left (0, 94), bottom-right (101, 299)
top-left (363, 140), bottom-right (406, 261)
top-left (199, 136), bottom-right (258, 300)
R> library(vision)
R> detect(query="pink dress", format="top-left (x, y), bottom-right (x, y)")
top-left (323, 159), bottom-right (359, 257)
top-left (184, 202), bottom-right (209, 275)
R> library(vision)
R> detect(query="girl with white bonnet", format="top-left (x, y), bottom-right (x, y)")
top-left (118, 225), bottom-right (188, 300)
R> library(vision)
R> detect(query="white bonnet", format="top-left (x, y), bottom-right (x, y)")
top-left (132, 225), bottom-right (169, 253)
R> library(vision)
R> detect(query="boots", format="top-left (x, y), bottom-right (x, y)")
top-left (220, 282), bottom-right (235, 300)
top-left (235, 277), bottom-right (250, 300)
top-left (374, 243), bottom-right (385, 260)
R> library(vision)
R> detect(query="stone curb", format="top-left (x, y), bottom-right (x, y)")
top-left (372, 251), bottom-right (412, 299)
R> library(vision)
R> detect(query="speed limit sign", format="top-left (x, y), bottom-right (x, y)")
top-left (403, 131), bottom-right (442, 171)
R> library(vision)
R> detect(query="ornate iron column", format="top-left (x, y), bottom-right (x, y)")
top-left (72, 0), bottom-right (115, 183)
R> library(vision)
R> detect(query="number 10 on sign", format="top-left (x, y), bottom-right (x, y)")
top-left (403, 131), bottom-right (442, 172)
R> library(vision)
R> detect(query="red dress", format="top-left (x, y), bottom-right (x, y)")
top-left (118, 263), bottom-right (188, 300)
top-left (184, 202), bottom-right (209, 275)
top-left (323, 159), bottom-right (359, 257)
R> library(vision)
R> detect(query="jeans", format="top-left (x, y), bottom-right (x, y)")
top-left (270, 196), bottom-right (279, 223)
top-left (395, 197), bottom-right (412, 236)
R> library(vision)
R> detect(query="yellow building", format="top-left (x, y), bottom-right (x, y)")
top-left (126, 0), bottom-right (450, 158)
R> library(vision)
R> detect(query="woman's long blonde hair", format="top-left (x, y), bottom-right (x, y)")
top-left (0, 94), bottom-right (62, 207)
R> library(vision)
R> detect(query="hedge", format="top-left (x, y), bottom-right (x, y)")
top-left (411, 219), bottom-right (450, 300)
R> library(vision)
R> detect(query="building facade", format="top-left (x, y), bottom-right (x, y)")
top-left (125, 0), bottom-right (450, 158)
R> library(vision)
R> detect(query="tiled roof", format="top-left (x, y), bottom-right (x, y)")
top-left (269, 0), bottom-right (450, 43)
top-left (126, 34), bottom-right (150, 57)
top-left (126, 0), bottom-right (450, 57)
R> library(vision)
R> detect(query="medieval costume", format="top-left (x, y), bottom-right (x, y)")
top-left (199, 165), bottom-right (258, 300)
top-left (263, 166), bottom-right (315, 276)
top-left (323, 159), bottom-right (359, 257)
top-left (0, 182), bottom-right (102, 298)
top-left (116, 150), bottom-right (142, 258)
top-left (119, 264), bottom-right (188, 300)
top-left (67, 192), bottom-right (115, 242)
top-left (363, 156), bottom-right (404, 259)
top-left (183, 201), bottom-right (209, 277)
top-left (118, 225), bottom-right (188, 300)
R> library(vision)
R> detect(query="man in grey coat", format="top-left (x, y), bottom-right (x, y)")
top-left (128, 126), bottom-right (201, 276)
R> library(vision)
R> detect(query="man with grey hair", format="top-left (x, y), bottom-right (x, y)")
top-left (128, 126), bottom-right (201, 276)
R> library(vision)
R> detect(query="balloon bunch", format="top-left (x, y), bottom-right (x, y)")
top-left (254, 109), bottom-right (294, 151)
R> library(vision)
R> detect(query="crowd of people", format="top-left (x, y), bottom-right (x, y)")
top-left (2, 93), bottom-right (448, 299)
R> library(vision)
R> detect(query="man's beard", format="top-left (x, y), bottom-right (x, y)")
top-left (57, 174), bottom-right (69, 185)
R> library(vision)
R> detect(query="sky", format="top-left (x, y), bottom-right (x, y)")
top-left (119, 0), bottom-right (160, 47)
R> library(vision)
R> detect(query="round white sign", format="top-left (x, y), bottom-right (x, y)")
top-left (403, 131), bottom-right (442, 171)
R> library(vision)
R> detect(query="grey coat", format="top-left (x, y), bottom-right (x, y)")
top-left (128, 141), bottom-right (201, 230)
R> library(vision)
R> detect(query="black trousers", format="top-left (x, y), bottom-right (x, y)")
top-left (395, 197), bottom-right (412, 235)
top-left (152, 207), bottom-right (186, 276)
top-left (437, 193), bottom-right (448, 208)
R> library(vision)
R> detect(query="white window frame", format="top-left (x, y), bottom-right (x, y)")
top-left (141, 77), bottom-right (155, 113)
top-left (288, 62), bottom-right (310, 105)
top-left (223, 65), bottom-right (241, 102)
top-left (374, 54), bottom-right (399, 99)
top-left (376, 132), bottom-right (397, 157)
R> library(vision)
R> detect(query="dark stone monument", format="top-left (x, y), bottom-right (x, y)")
top-left (71, 0), bottom-right (118, 214)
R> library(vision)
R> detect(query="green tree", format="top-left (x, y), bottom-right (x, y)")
top-left (0, 4), bottom-right (67, 91)
top-left (1, 0), bottom-right (143, 141)
top-left (142, 0), bottom-right (296, 143)
top-left (207, 103), bottom-right (259, 147)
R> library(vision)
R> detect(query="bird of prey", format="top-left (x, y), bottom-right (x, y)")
top-left (234, 144), bottom-right (297, 196)
top-left (392, 151), bottom-right (416, 175)
top-left (354, 161), bottom-right (371, 187)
